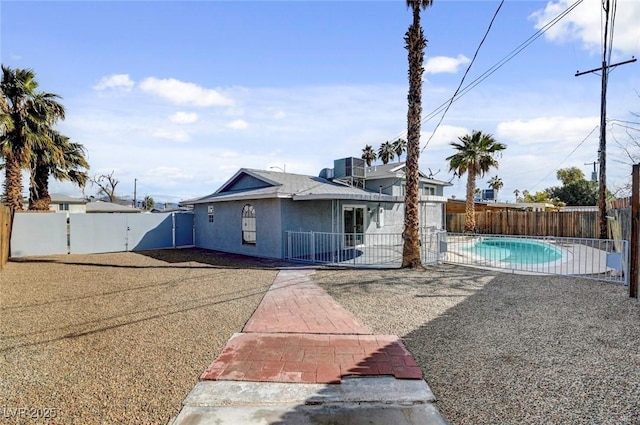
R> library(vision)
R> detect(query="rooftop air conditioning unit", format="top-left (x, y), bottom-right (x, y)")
top-left (333, 157), bottom-right (365, 179)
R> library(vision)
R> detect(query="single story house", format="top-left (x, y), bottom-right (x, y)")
top-left (181, 158), bottom-right (451, 260)
top-left (86, 201), bottom-right (142, 213)
top-left (50, 193), bottom-right (87, 214)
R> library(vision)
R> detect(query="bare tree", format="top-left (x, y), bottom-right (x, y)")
top-left (91, 171), bottom-right (119, 202)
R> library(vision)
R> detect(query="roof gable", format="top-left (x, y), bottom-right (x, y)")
top-left (217, 170), bottom-right (277, 194)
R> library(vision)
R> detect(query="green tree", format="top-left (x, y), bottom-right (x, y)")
top-left (545, 167), bottom-right (600, 206)
top-left (143, 195), bottom-right (155, 211)
top-left (447, 130), bottom-right (506, 232)
top-left (361, 144), bottom-right (377, 166)
top-left (487, 175), bottom-right (503, 200)
top-left (393, 138), bottom-right (407, 162)
top-left (377, 141), bottom-right (395, 164)
top-left (556, 167), bottom-right (585, 185)
top-left (401, 0), bottom-right (433, 269)
top-left (546, 181), bottom-right (598, 206)
top-left (29, 133), bottom-right (89, 210)
top-left (1, 66), bottom-right (65, 210)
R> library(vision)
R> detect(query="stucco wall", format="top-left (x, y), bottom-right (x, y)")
top-left (281, 200), bottom-right (334, 233)
top-left (194, 198), bottom-right (283, 259)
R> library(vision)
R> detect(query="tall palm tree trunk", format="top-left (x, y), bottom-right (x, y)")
top-left (465, 169), bottom-right (477, 232)
top-left (401, 4), bottom-right (427, 269)
top-left (4, 153), bottom-right (24, 210)
top-left (29, 162), bottom-right (51, 210)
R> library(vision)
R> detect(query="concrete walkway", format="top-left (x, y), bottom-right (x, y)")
top-left (171, 269), bottom-right (448, 425)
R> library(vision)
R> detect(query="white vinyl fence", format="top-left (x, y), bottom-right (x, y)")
top-left (10, 212), bottom-right (194, 258)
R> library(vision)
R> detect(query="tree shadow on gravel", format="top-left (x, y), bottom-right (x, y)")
top-left (397, 272), bottom-right (640, 424)
top-left (311, 265), bottom-right (640, 424)
top-left (10, 247), bottom-right (306, 271)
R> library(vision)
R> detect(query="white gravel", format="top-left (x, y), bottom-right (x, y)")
top-left (313, 264), bottom-right (640, 425)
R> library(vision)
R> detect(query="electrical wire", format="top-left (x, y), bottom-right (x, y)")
top-left (418, 0), bottom-right (505, 153)
top-left (528, 124), bottom-right (600, 191)
top-left (386, 0), bottom-right (585, 147)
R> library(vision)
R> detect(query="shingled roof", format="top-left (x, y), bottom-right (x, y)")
top-left (183, 168), bottom-right (398, 205)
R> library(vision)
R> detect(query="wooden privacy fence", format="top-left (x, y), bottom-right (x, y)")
top-left (446, 210), bottom-right (629, 239)
top-left (1, 205), bottom-right (13, 270)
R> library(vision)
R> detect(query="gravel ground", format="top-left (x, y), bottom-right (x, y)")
top-left (0, 249), bottom-right (280, 424)
top-left (313, 264), bottom-right (640, 425)
top-left (3, 250), bottom-right (639, 425)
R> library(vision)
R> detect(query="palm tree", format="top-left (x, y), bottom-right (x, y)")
top-left (1, 66), bottom-right (65, 210)
top-left (361, 144), bottom-right (377, 166)
top-left (393, 138), bottom-right (407, 162)
top-left (378, 141), bottom-right (395, 164)
top-left (29, 132), bottom-right (89, 210)
top-left (487, 175), bottom-right (503, 201)
top-left (402, 0), bottom-right (433, 269)
top-left (513, 189), bottom-right (520, 202)
top-left (143, 195), bottom-right (155, 211)
top-left (447, 130), bottom-right (506, 232)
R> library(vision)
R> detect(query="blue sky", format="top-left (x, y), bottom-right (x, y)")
top-left (2, 0), bottom-right (639, 203)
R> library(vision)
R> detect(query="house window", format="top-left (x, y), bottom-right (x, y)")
top-left (59, 203), bottom-right (69, 211)
top-left (400, 184), bottom-right (406, 197)
top-left (242, 204), bottom-right (256, 245)
top-left (423, 186), bottom-right (435, 196)
top-left (207, 205), bottom-right (214, 223)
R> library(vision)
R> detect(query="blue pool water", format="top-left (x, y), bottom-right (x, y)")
top-left (466, 238), bottom-right (563, 264)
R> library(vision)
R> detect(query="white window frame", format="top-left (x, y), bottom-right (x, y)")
top-left (242, 204), bottom-right (256, 245)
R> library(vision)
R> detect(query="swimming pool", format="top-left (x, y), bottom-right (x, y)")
top-left (465, 238), bottom-right (563, 265)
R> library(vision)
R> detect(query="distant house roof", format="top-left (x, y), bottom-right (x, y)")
top-left (365, 162), bottom-right (452, 186)
top-left (86, 201), bottom-right (141, 213)
top-left (182, 168), bottom-right (401, 206)
top-left (50, 193), bottom-right (87, 204)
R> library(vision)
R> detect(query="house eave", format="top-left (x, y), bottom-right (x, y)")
top-left (182, 192), bottom-right (289, 205)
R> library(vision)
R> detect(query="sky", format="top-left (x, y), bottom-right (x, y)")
top-left (1, 0), bottom-right (639, 204)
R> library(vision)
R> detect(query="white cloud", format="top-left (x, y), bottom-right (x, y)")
top-left (496, 116), bottom-right (599, 144)
top-left (226, 119), bottom-right (248, 130)
top-left (422, 125), bottom-right (471, 150)
top-left (139, 77), bottom-right (234, 107)
top-left (169, 111), bottom-right (198, 124)
top-left (93, 74), bottom-right (135, 91)
top-left (530, 0), bottom-right (640, 55)
top-left (424, 55), bottom-right (471, 74)
top-left (145, 166), bottom-right (193, 181)
top-left (150, 128), bottom-right (190, 143)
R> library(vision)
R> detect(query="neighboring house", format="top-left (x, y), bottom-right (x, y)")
top-left (181, 158), bottom-right (451, 260)
top-left (49, 193), bottom-right (87, 214)
top-left (86, 201), bottom-right (142, 213)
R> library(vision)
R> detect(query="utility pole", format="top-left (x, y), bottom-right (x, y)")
top-left (630, 163), bottom-right (638, 298)
top-left (133, 178), bottom-right (137, 208)
top-left (575, 0), bottom-right (636, 239)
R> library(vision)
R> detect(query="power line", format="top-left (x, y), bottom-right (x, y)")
top-left (387, 0), bottom-right (585, 146)
top-left (420, 0), bottom-right (505, 153)
top-left (528, 124), bottom-right (599, 191)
